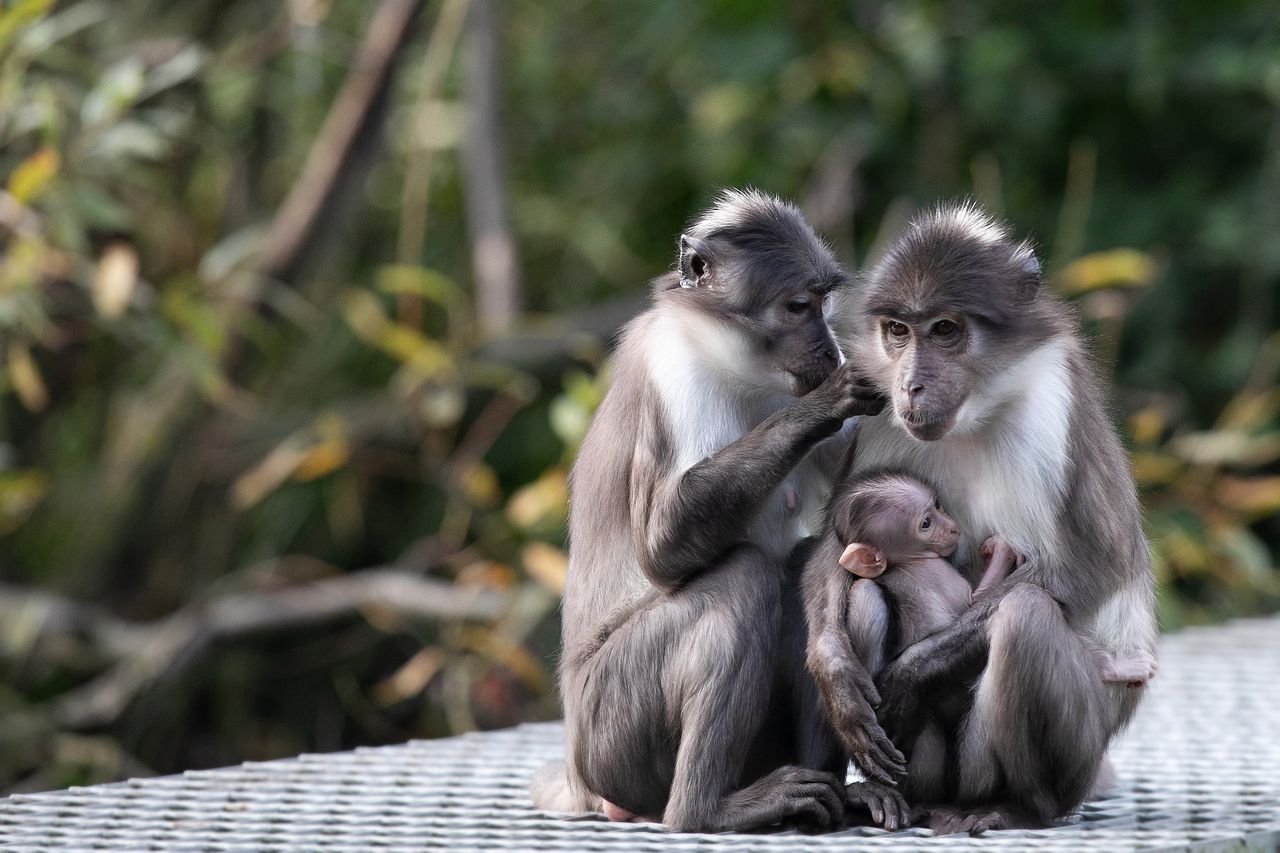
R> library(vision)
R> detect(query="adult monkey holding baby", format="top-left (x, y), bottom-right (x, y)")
top-left (807, 202), bottom-right (1158, 833)
top-left (532, 190), bottom-right (905, 832)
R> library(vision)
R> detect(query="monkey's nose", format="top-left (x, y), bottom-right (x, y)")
top-left (904, 382), bottom-right (925, 401)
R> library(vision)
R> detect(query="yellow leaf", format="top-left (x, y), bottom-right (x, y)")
top-left (293, 434), bottom-right (349, 481)
top-left (1216, 476), bottom-right (1280, 518)
top-left (0, 0), bottom-right (54, 52)
top-left (231, 440), bottom-right (307, 509)
top-left (1216, 388), bottom-right (1280, 433)
top-left (460, 463), bottom-right (500, 507)
top-left (522, 541), bottom-right (568, 594)
top-left (92, 242), bottom-right (138, 319)
top-left (293, 416), bottom-right (350, 481)
top-left (6, 147), bottom-right (59, 204)
top-left (0, 470), bottom-right (47, 534)
top-left (1130, 451), bottom-right (1182, 487)
top-left (505, 469), bottom-right (568, 531)
top-left (6, 342), bottom-right (47, 412)
top-left (1127, 406), bottom-right (1167, 446)
top-left (1057, 249), bottom-right (1156, 294)
top-left (457, 559), bottom-right (516, 589)
top-left (372, 648), bottom-right (446, 706)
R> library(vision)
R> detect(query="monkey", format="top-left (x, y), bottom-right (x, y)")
top-left (803, 202), bottom-right (1159, 834)
top-left (530, 189), bottom-right (908, 833)
top-left (807, 470), bottom-right (1156, 807)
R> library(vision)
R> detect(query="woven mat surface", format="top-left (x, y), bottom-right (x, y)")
top-left (3, 615), bottom-right (1279, 851)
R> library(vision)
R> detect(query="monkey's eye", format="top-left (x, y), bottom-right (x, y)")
top-left (786, 297), bottom-right (810, 314)
top-left (886, 321), bottom-right (909, 339)
top-left (931, 319), bottom-right (960, 339)
top-left (921, 516), bottom-right (932, 531)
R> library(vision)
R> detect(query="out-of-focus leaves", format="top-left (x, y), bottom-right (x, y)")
top-left (1170, 430), bottom-right (1280, 468)
top-left (521, 541), bottom-right (567, 594)
top-left (80, 58), bottom-right (145, 128)
top-left (0, 469), bottom-right (47, 534)
top-left (293, 417), bottom-right (351, 482)
top-left (0, 0), bottom-right (53, 54)
top-left (91, 242), bottom-right (137, 319)
top-left (1057, 249), bottom-right (1157, 293)
top-left (372, 648), bottom-right (446, 707)
top-left (343, 289), bottom-right (453, 378)
top-left (1217, 476), bottom-right (1280, 519)
top-left (6, 146), bottom-right (58, 204)
top-left (1131, 451), bottom-right (1183, 487)
top-left (505, 468), bottom-right (567, 533)
top-left (6, 341), bottom-right (47, 412)
top-left (459, 463), bottom-right (501, 508)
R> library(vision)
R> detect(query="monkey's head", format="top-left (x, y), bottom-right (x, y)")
top-left (670, 189), bottom-right (847, 395)
top-left (853, 202), bottom-right (1055, 441)
top-left (831, 470), bottom-right (960, 578)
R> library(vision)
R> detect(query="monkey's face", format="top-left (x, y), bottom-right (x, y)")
top-left (853, 205), bottom-right (1049, 442)
top-left (912, 491), bottom-right (961, 558)
top-left (755, 287), bottom-right (842, 395)
top-left (874, 314), bottom-right (981, 441)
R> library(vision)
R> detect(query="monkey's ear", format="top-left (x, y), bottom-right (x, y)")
top-left (1012, 241), bottom-right (1041, 294)
top-left (838, 542), bottom-right (886, 578)
top-left (679, 234), bottom-right (712, 289)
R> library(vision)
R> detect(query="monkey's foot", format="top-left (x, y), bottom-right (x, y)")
top-left (1101, 648), bottom-right (1159, 688)
top-left (845, 781), bottom-right (909, 831)
top-left (912, 804), bottom-right (1038, 835)
top-left (602, 801), bottom-right (648, 822)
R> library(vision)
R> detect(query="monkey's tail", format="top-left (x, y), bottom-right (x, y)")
top-left (530, 761), bottom-right (601, 814)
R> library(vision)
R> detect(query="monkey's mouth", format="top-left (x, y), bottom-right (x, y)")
top-left (898, 407), bottom-right (956, 442)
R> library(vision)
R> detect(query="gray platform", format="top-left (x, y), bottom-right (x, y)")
top-left (3, 615), bottom-right (1279, 852)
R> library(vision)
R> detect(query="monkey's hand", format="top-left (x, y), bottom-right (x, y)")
top-left (804, 362), bottom-right (887, 430)
top-left (874, 657), bottom-right (928, 751)
top-left (846, 780), bottom-right (910, 832)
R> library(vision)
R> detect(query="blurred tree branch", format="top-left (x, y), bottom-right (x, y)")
top-left (461, 0), bottom-right (521, 334)
top-left (256, 0), bottom-right (428, 288)
top-left (0, 568), bottom-right (507, 730)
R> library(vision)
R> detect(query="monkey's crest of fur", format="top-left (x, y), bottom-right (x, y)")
top-left (830, 469), bottom-right (934, 545)
top-left (660, 188), bottom-right (846, 307)
top-left (877, 200), bottom-right (1041, 300)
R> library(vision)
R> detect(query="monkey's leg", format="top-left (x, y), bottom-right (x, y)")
top-left (568, 546), bottom-right (845, 833)
top-left (952, 583), bottom-right (1114, 827)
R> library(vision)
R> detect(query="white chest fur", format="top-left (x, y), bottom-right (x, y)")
top-left (852, 342), bottom-right (1074, 575)
top-left (642, 308), bottom-right (835, 561)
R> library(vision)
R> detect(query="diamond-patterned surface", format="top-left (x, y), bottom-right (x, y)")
top-left (3, 616), bottom-right (1279, 851)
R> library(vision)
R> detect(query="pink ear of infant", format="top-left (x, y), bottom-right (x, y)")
top-left (839, 542), bottom-right (886, 578)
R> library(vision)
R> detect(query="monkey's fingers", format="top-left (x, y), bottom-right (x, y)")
top-left (847, 781), bottom-right (909, 832)
top-left (871, 728), bottom-right (908, 772)
top-left (850, 729), bottom-right (907, 783)
top-left (847, 662), bottom-right (882, 707)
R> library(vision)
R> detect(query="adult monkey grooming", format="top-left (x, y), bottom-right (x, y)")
top-left (532, 190), bottom-right (904, 832)
top-left (830, 203), bottom-right (1157, 832)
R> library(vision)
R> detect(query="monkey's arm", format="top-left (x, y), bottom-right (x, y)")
top-left (802, 539), bottom-right (905, 784)
top-left (633, 363), bottom-right (883, 590)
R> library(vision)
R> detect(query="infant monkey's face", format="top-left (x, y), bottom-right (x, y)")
top-left (917, 490), bottom-right (961, 558)
top-left (838, 478), bottom-right (961, 578)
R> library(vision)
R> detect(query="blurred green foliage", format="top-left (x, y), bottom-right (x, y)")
top-left (0, 0), bottom-right (1277, 792)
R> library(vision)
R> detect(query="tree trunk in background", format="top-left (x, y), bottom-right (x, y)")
top-left (461, 0), bottom-right (522, 335)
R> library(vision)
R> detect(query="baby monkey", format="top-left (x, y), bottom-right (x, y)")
top-left (834, 470), bottom-right (1157, 685)
top-left (823, 470), bottom-right (1156, 806)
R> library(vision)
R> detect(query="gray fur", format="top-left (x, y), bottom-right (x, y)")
top-left (827, 201), bottom-right (1157, 831)
top-left (537, 190), bottom-right (899, 832)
